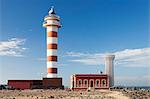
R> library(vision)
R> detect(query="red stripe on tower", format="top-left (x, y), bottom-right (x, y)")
top-left (47, 31), bottom-right (58, 37)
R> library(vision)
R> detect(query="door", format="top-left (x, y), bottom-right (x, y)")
top-left (90, 80), bottom-right (94, 87)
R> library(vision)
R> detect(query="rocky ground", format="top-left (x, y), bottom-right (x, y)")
top-left (121, 89), bottom-right (150, 99)
top-left (0, 89), bottom-right (149, 99)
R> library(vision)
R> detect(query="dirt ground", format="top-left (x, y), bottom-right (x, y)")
top-left (0, 89), bottom-right (132, 99)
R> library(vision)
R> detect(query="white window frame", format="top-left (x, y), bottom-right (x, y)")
top-left (89, 79), bottom-right (94, 88)
top-left (95, 79), bottom-right (100, 88)
top-left (83, 79), bottom-right (88, 88)
top-left (101, 79), bottom-right (106, 88)
top-left (77, 79), bottom-right (82, 88)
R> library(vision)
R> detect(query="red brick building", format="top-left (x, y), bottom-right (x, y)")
top-left (70, 74), bottom-right (109, 90)
top-left (8, 78), bottom-right (63, 90)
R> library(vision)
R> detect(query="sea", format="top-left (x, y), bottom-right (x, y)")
top-left (139, 86), bottom-right (150, 90)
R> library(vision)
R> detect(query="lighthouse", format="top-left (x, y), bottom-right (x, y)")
top-left (43, 7), bottom-right (61, 78)
top-left (105, 54), bottom-right (115, 87)
top-left (42, 7), bottom-right (63, 89)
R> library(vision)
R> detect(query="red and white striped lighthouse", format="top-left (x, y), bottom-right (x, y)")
top-left (43, 7), bottom-right (61, 78)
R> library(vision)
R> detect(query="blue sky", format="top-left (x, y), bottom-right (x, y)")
top-left (0, 0), bottom-right (149, 86)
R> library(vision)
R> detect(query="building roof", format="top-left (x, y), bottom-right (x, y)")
top-left (72, 74), bottom-right (108, 77)
top-left (8, 80), bottom-right (42, 82)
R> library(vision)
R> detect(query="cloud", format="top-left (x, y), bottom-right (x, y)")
top-left (0, 38), bottom-right (27, 57)
top-left (115, 48), bottom-right (150, 67)
top-left (66, 52), bottom-right (104, 65)
top-left (65, 48), bottom-right (150, 67)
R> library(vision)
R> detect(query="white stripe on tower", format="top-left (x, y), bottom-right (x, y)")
top-left (47, 37), bottom-right (57, 44)
top-left (43, 7), bottom-right (61, 78)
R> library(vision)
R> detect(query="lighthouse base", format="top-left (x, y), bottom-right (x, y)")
top-left (42, 78), bottom-right (64, 89)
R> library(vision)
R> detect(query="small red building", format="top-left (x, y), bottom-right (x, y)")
top-left (70, 74), bottom-right (109, 90)
top-left (8, 80), bottom-right (42, 90)
top-left (8, 78), bottom-right (64, 90)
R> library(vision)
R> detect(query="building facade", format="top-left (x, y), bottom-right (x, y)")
top-left (71, 74), bottom-right (109, 90)
top-left (8, 80), bottom-right (43, 89)
top-left (8, 78), bottom-right (63, 89)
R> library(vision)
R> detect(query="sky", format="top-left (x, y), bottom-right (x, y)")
top-left (0, 0), bottom-right (149, 87)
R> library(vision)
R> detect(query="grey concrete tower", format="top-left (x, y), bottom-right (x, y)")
top-left (105, 54), bottom-right (115, 87)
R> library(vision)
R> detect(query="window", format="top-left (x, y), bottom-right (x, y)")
top-left (77, 79), bottom-right (82, 87)
top-left (90, 80), bottom-right (94, 88)
top-left (95, 79), bottom-right (100, 87)
top-left (101, 79), bottom-right (106, 87)
top-left (83, 79), bottom-right (88, 87)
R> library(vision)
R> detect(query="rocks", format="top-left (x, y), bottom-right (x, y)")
top-left (50, 96), bottom-right (54, 98)
top-left (0, 89), bottom-right (149, 99)
top-left (121, 89), bottom-right (150, 99)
